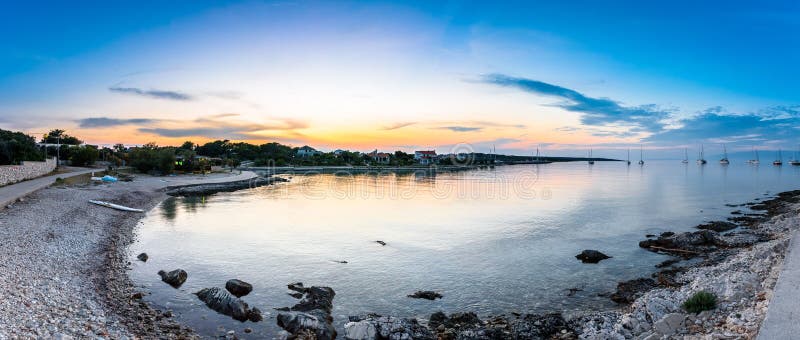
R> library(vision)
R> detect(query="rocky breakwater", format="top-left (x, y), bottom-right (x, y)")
top-left (165, 175), bottom-right (288, 196)
top-left (276, 282), bottom-right (337, 339)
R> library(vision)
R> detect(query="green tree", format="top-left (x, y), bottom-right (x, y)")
top-left (0, 129), bottom-right (45, 165)
top-left (41, 129), bottom-right (82, 145)
top-left (70, 146), bottom-right (99, 167)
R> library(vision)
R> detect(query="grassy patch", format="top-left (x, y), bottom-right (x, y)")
top-left (683, 291), bottom-right (717, 313)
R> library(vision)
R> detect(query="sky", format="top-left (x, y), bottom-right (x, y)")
top-left (1, 0), bottom-right (799, 158)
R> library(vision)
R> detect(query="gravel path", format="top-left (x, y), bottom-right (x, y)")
top-left (0, 172), bottom-right (257, 339)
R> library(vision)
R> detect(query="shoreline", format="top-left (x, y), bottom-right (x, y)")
top-left (0, 170), bottom-right (797, 338)
top-left (0, 171), bottom-right (271, 338)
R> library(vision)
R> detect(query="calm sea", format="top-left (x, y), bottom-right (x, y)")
top-left (129, 160), bottom-right (800, 337)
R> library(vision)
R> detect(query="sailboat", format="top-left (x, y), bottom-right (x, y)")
top-left (747, 147), bottom-right (760, 164)
top-left (532, 147), bottom-right (552, 164)
top-left (719, 145), bottom-right (730, 165)
top-left (790, 146), bottom-right (800, 166)
top-left (588, 149), bottom-right (594, 165)
top-left (773, 149), bottom-right (783, 166)
top-left (626, 149), bottom-right (631, 165)
top-left (681, 148), bottom-right (689, 164)
top-left (638, 146), bottom-right (644, 165)
top-left (697, 145), bottom-right (707, 164)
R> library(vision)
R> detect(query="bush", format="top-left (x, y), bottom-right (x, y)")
top-left (683, 291), bottom-right (717, 313)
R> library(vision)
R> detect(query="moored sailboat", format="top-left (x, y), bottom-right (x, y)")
top-left (697, 145), bottom-right (707, 165)
top-left (719, 145), bottom-right (729, 165)
top-left (638, 146), bottom-right (644, 165)
top-left (681, 148), bottom-right (689, 164)
top-left (626, 148), bottom-right (631, 165)
top-left (747, 147), bottom-right (760, 165)
top-left (773, 149), bottom-right (783, 166)
top-left (588, 148), bottom-right (594, 165)
top-left (790, 146), bottom-right (800, 166)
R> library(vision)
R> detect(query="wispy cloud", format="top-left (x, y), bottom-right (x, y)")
top-left (77, 117), bottom-right (160, 128)
top-left (109, 86), bottom-right (193, 101)
top-left (136, 115), bottom-right (308, 140)
top-left (481, 74), bottom-right (670, 133)
top-left (645, 106), bottom-right (800, 145)
top-left (382, 122), bottom-right (416, 130)
top-left (438, 126), bottom-right (483, 132)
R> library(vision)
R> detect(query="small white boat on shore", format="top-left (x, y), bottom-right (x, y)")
top-left (89, 200), bottom-right (144, 212)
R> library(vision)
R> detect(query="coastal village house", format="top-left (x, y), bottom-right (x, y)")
top-left (414, 150), bottom-right (437, 165)
top-left (296, 146), bottom-right (321, 157)
top-left (367, 150), bottom-right (391, 164)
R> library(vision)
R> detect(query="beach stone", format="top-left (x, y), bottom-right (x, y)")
top-left (652, 313), bottom-right (684, 335)
top-left (277, 311), bottom-right (336, 340)
top-left (343, 320), bottom-right (377, 339)
top-left (407, 290), bottom-right (443, 300)
top-left (225, 279), bottom-right (253, 297)
top-left (136, 253), bottom-right (148, 262)
top-left (345, 315), bottom-right (433, 340)
top-left (157, 269), bottom-right (187, 288)
top-left (575, 250), bottom-right (612, 263)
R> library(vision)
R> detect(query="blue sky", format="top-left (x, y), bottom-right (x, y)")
top-left (0, 0), bottom-right (798, 157)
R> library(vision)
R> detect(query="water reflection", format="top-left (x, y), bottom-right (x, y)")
top-left (130, 160), bottom-right (800, 337)
top-left (159, 196), bottom-right (211, 221)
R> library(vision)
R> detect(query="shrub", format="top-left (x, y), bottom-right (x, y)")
top-left (683, 291), bottom-right (717, 313)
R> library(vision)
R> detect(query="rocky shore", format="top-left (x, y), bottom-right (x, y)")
top-left (1, 168), bottom-right (797, 339)
top-left (0, 171), bottom-right (278, 338)
top-left (330, 191), bottom-right (800, 340)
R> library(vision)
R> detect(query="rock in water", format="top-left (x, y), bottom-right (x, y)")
top-left (225, 279), bottom-right (253, 297)
top-left (610, 278), bottom-right (656, 303)
top-left (157, 269), bottom-right (187, 288)
top-left (407, 290), bottom-right (443, 300)
top-left (696, 221), bottom-right (737, 232)
top-left (194, 287), bottom-right (262, 322)
top-left (137, 253), bottom-right (148, 262)
top-left (575, 250), bottom-right (612, 263)
top-left (277, 282), bottom-right (337, 339)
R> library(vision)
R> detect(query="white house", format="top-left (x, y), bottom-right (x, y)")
top-left (297, 146), bottom-right (321, 157)
top-left (367, 150), bottom-right (391, 164)
top-left (414, 150), bottom-right (437, 165)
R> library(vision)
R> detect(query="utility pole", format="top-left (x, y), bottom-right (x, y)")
top-left (56, 135), bottom-right (60, 168)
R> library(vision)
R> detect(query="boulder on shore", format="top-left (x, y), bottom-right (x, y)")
top-left (157, 269), bottom-right (187, 288)
top-left (575, 250), bottom-right (612, 263)
top-left (137, 253), bottom-right (148, 262)
top-left (194, 287), bottom-right (262, 322)
top-left (407, 290), bottom-right (443, 300)
top-left (225, 279), bottom-right (253, 297)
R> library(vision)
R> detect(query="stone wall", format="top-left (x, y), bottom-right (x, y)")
top-left (0, 158), bottom-right (57, 186)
